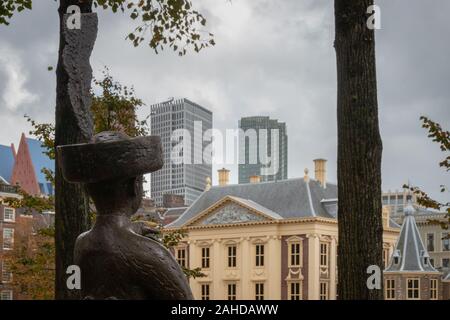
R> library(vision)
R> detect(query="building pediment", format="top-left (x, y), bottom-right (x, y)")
top-left (187, 196), bottom-right (281, 227)
top-left (198, 202), bottom-right (265, 225)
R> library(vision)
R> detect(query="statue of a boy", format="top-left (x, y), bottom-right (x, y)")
top-left (58, 131), bottom-right (193, 300)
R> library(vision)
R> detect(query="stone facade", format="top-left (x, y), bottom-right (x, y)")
top-left (167, 195), bottom-right (399, 300)
top-left (280, 234), bottom-right (309, 300)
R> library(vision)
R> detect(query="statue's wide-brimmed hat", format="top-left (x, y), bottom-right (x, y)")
top-left (57, 131), bottom-right (163, 184)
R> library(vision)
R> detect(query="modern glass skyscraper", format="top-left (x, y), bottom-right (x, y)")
top-left (150, 98), bottom-right (212, 206)
top-left (238, 116), bottom-right (288, 184)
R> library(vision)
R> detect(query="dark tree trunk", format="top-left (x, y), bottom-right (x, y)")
top-left (334, 1), bottom-right (384, 299)
top-left (55, 0), bottom-right (93, 299)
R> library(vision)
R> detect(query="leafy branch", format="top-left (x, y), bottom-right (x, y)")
top-left (403, 116), bottom-right (449, 232)
top-left (0, 0), bottom-right (32, 25)
top-left (3, 188), bottom-right (54, 214)
top-left (1, 0), bottom-right (215, 56)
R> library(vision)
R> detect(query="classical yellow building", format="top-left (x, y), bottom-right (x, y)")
top-left (166, 160), bottom-right (400, 300)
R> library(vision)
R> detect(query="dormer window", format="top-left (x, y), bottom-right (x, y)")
top-left (420, 250), bottom-right (430, 266)
top-left (393, 250), bottom-right (401, 265)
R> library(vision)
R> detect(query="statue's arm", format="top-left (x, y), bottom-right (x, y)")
top-left (128, 242), bottom-right (194, 300)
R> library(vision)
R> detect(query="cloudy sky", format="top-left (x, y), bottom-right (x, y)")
top-left (0, 0), bottom-right (448, 202)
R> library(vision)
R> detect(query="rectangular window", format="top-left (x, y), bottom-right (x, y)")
top-left (227, 245), bottom-right (237, 268)
top-left (289, 282), bottom-right (302, 300)
top-left (319, 282), bottom-right (329, 300)
top-left (2, 228), bottom-right (14, 250)
top-left (407, 278), bottom-right (420, 300)
top-left (176, 248), bottom-right (186, 268)
top-left (430, 279), bottom-right (438, 300)
top-left (255, 282), bottom-right (264, 300)
top-left (427, 233), bottom-right (434, 252)
top-left (320, 242), bottom-right (329, 267)
top-left (385, 279), bottom-right (395, 300)
top-left (255, 244), bottom-right (264, 267)
top-left (3, 208), bottom-right (15, 222)
top-left (442, 233), bottom-right (450, 251)
top-left (0, 290), bottom-right (13, 300)
top-left (290, 243), bottom-right (301, 266)
top-left (227, 283), bottom-right (236, 300)
top-left (442, 258), bottom-right (449, 268)
top-left (1, 261), bottom-right (12, 283)
top-left (201, 247), bottom-right (210, 269)
top-left (201, 284), bottom-right (210, 300)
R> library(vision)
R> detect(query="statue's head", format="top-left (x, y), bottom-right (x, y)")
top-left (57, 131), bottom-right (163, 215)
top-left (86, 175), bottom-right (144, 216)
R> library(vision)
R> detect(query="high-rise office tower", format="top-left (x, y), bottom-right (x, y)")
top-left (238, 116), bottom-right (288, 184)
top-left (150, 98), bottom-right (212, 205)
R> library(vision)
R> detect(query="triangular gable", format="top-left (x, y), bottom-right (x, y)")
top-left (186, 196), bottom-right (280, 227)
top-left (11, 133), bottom-right (40, 195)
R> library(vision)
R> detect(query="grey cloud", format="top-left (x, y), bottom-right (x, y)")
top-left (0, 0), bottom-right (448, 203)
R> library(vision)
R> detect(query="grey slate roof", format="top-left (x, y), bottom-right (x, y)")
top-left (389, 219), bottom-right (401, 228)
top-left (167, 178), bottom-right (338, 228)
top-left (165, 207), bottom-right (189, 217)
top-left (167, 177), bottom-right (401, 230)
top-left (385, 202), bottom-right (439, 273)
top-left (443, 270), bottom-right (450, 281)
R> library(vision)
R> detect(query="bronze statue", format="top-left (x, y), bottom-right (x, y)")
top-left (57, 131), bottom-right (193, 300)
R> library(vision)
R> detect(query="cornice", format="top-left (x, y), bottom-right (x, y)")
top-left (165, 216), bottom-right (338, 231)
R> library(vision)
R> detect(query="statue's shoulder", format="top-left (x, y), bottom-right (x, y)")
top-left (74, 229), bottom-right (93, 249)
top-left (77, 229), bottom-right (92, 241)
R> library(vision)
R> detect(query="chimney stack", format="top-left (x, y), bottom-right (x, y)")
top-left (218, 168), bottom-right (230, 186)
top-left (205, 176), bottom-right (212, 191)
top-left (313, 158), bottom-right (327, 188)
top-left (382, 206), bottom-right (390, 229)
top-left (249, 175), bottom-right (261, 184)
top-left (303, 168), bottom-right (310, 183)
